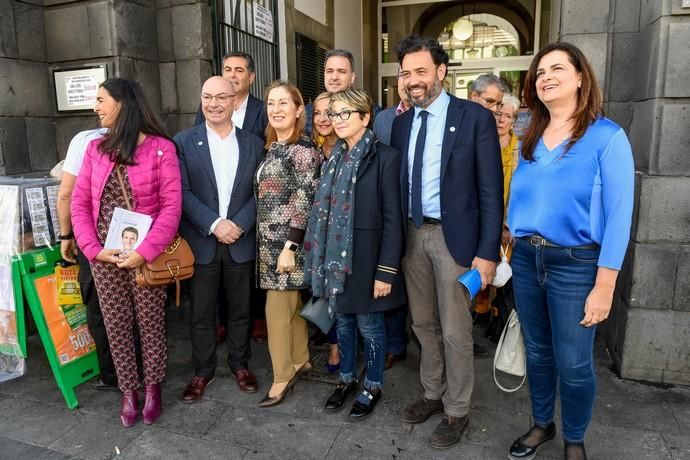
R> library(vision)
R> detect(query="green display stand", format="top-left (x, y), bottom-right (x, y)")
top-left (16, 247), bottom-right (99, 409)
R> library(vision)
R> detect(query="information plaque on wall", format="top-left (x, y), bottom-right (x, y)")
top-left (53, 66), bottom-right (107, 112)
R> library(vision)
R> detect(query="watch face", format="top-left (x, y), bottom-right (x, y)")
top-left (495, 46), bottom-right (509, 57)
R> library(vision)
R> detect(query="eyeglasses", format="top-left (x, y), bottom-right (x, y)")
top-left (201, 93), bottom-right (235, 104)
top-left (493, 111), bottom-right (515, 122)
top-left (327, 109), bottom-right (363, 121)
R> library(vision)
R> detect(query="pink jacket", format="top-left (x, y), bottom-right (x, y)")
top-left (71, 135), bottom-right (182, 263)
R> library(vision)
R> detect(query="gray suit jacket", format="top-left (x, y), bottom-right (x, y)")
top-left (175, 124), bottom-right (264, 265)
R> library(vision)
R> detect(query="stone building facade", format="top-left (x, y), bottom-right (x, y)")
top-left (0, 0), bottom-right (688, 385)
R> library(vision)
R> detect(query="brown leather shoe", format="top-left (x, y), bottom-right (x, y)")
top-left (231, 368), bottom-right (258, 393)
top-left (400, 397), bottom-right (444, 424)
top-left (429, 414), bottom-right (469, 449)
top-left (182, 375), bottom-right (215, 403)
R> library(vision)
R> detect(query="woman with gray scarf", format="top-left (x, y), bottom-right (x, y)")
top-left (304, 89), bottom-right (405, 419)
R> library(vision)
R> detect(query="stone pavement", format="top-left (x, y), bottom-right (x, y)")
top-left (0, 305), bottom-right (689, 460)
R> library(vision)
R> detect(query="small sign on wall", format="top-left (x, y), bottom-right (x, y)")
top-left (253, 2), bottom-right (274, 42)
top-left (53, 66), bottom-right (107, 112)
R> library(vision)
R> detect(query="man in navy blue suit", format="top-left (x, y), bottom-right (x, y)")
top-left (194, 51), bottom-right (268, 141)
top-left (176, 76), bottom-right (264, 402)
top-left (391, 36), bottom-right (503, 449)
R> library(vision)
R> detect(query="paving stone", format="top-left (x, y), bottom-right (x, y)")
top-left (663, 432), bottom-right (690, 460)
top-left (0, 435), bottom-right (70, 460)
top-left (205, 405), bottom-right (341, 457)
top-left (0, 397), bottom-right (80, 446)
top-left (156, 398), bottom-right (231, 437)
top-left (586, 421), bottom-right (672, 458)
top-left (118, 428), bottom-right (246, 459)
top-left (47, 412), bottom-right (145, 459)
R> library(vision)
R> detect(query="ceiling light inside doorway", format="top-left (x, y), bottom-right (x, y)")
top-left (452, 19), bottom-right (474, 41)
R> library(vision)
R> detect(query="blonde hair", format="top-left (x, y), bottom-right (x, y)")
top-left (312, 92), bottom-right (332, 147)
top-left (328, 89), bottom-right (373, 128)
top-left (263, 80), bottom-right (306, 149)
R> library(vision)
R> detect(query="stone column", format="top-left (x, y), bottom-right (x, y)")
top-left (605, 0), bottom-right (690, 385)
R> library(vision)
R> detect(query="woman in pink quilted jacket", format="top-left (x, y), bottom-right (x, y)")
top-left (71, 78), bottom-right (182, 427)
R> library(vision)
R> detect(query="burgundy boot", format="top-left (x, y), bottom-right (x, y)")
top-left (120, 390), bottom-right (138, 427)
top-left (142, 383), bottom-right (162, 425)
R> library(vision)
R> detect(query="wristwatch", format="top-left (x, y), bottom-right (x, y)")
top-left (284, 240), bottom-right (298, 252)
top-left (58, 232), bottom-right (74, 240)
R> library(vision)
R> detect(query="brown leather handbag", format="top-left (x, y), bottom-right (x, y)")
top-left (115, 165), bottom-right (194, 306)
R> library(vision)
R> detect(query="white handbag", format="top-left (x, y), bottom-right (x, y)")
top-left (493, 308), bottom-right (526, 393)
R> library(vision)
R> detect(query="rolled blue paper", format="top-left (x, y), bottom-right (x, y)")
top-left (457, 268), bottom-right (482, 300)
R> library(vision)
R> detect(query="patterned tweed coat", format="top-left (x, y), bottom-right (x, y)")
top-left (255, 137), bottom-right (322, 290)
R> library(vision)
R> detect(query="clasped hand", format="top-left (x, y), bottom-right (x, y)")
top-left (96, 248), bottom-right (145, 269)
top-left (213, 219), bottom-right (243, 245)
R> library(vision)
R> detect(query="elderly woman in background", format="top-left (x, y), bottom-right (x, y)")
top-left (304, 89), bottom-right (405, 419)
top-left (71, 78), bottom-right (182, 427)
top-left (507, 42), bottom-right (634, 460)
top-left (311, 91), bottom-right (341, 373)
top-left (255, 81), bottom-right (322, 407)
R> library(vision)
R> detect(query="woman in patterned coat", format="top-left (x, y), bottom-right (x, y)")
top-left (255, 81), bottom-right (322, 407)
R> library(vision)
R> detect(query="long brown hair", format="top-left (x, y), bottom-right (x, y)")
top-left (263, 80), bottom-right (306, 149)
top-left (98, 78), bottom-right (172, 165)
top-left (521, 42), bottom-right (603, 161)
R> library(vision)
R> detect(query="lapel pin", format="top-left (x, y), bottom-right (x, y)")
top-left (157, 150), bottom-right (163, 156)
top-left (449, 126), bottom-right (456, 132)
top-left (197, 141), bottom-right (203, 146)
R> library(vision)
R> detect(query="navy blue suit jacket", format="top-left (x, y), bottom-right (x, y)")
top-left (391, 94), bottom-right (504, 266)
top-left (194, 94), bottom-right (268, 141)
top-left (175, 124), bottom-right (264, 265)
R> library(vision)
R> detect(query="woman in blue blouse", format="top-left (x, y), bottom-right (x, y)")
top-left (507, 43), bottom-right (634, 460)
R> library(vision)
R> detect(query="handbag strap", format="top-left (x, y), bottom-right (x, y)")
top-left (114, 164), bottom-right (133, 211)
top-left (493, 309), bottom-right (527, 393)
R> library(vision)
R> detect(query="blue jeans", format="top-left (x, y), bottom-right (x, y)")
top-left (336, 311), bottom-right (386, 391)
top-left (511, 238), bottom-right (600, 443)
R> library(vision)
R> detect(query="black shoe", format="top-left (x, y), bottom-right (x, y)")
top-left (91, 378), bottom-right (119, 391)
top-left (564, 442), bottom-right (587, 460)
top-left (349, 389), bottom-right (381, 420)
top-left (509, 422), bottom-right (556, 459)
top-left (325, 381), bottom-right (357, 411)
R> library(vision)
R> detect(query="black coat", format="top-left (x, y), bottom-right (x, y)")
top-left (332, 140), bottom-right (406, 314)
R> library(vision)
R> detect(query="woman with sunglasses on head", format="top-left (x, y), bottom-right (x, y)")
top-left (507, 43), bottom-right (634, 460)
top-left (71, 78), bottom-right (182, 427)
top-left (304, 89), bottom-right (405, 419)
top-left (255, 81), bottom-right (322, 407)
top-left (311, 91), bottom-right (341, 373)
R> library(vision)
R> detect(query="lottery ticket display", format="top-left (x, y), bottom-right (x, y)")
top-left (0, 177), bottom-right (61, 254)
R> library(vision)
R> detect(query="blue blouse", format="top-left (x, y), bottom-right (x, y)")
top-left (508, 117), bottom-right (634, 270)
